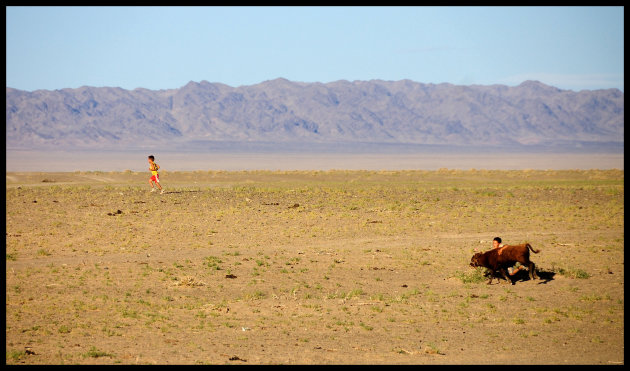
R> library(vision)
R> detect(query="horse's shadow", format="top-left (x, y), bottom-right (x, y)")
top-left (534, 269), bottom-right (556, 284)
top-left (486, 268), bottom-right (556, 285)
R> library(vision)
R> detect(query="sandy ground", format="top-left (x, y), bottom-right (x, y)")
top-left (5, 170), bottom-right (624, 364)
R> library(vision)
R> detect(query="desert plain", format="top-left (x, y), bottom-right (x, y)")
top-left (5, 169), bottom-right (624, 364)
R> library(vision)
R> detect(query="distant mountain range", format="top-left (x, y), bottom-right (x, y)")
top-left (6, 79), bottom-right (624, 152)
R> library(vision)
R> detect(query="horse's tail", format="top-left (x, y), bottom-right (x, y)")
top-left (526, 243), bottom-right (540, 254)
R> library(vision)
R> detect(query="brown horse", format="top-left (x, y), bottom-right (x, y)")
top-left (470, 243), bottom-right (540, 284)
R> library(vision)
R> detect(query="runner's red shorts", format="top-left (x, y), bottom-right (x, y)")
top-left (150, 174), bottom-right (160, 183)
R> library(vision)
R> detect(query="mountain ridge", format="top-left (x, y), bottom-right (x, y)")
top-left (6, 79), bottom-right (624, 152)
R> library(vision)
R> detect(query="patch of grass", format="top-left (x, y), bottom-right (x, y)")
top-left (371, 305), bottom-right (383, 313)
top-left (121, 308), bottom-right (139, 318)
top-left (243, 290), bottom-right (266, 300)
top-left (58, 325), bottom-right (71, 334)
top-left (347, 288), bottom-right (365, 299)
top-left (103, 327), bottom-right (123, 337)
top-left (359, 322), bottom-right (374, 331)
top-left (552, 265), bottom-right (590, 279)
top-left (83, 346), bottom-right (114, 358)
top-left (204, 256), bottom-right (223, 271)
top-left (580, 294), bottom-right (603, 302)
top-left (591, 336), bottom-right (604, 344)
top-left (423, 342), bottom-right (444, 355)
top-left (456, 267), bottom-right (487, 284)
top-left (570, 269), bottom-right (591, 279)
top-left (6, 350), bottom-right (27, 363)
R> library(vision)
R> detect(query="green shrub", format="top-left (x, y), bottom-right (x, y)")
top-left (456, 267), bottom-right (488, 284)
top-left (6, 350), bottom-right (26, 362)
top-left (552, 265), bottom-right (590, 279)
top-left (84, 346), bottom-right (114, 358)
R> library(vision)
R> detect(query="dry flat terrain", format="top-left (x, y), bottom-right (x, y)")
top-left (5, 169), bottom-right (624, 365)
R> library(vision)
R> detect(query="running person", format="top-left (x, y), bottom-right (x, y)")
top-left (148, 155), bottom-right (164, 194)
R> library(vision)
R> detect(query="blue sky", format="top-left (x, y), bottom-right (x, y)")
top-left (6, 6), bottom-right (624, 92)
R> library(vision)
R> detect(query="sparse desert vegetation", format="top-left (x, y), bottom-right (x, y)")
top-left (5, 169), bottom-right (624, 364)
